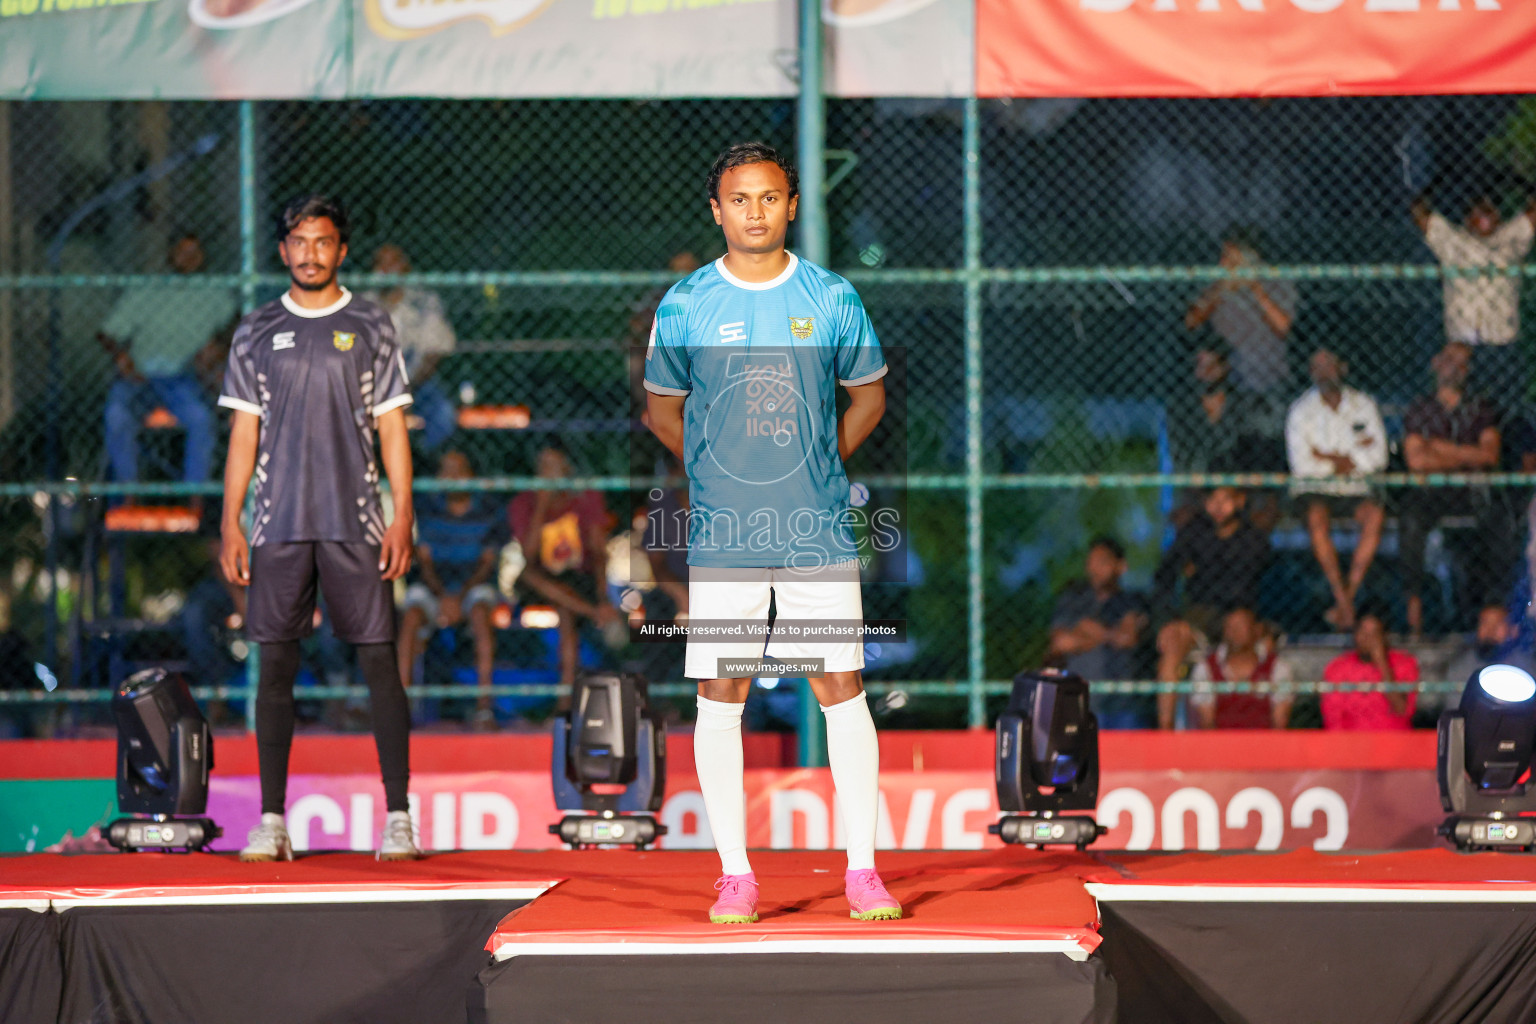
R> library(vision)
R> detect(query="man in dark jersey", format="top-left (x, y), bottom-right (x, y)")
top-left (218, 195), bottom-right (419, 862)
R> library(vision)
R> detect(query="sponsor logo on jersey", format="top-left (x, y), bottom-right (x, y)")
top-left (789, 316), bottom-right (815, 340)
top-left (333, 331), bottom-right (356, 352)
top-left (272, 331), bottom-right (295, 351)
top-left (718, 321), bottom-right (747, 344)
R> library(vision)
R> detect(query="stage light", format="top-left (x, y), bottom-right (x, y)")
top-left (105, 667), bottom-right (222, 853)
top-left (1438, 663), bottom-right (1536, 851)
top-left (989, 669), bottom-right (1106, 850)
top-left (549, 672), bottom-right (667, 849)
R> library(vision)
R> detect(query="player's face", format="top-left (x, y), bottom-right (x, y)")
top-left (280, 216), bottom-right (348, 292)
top-left (710, 162), bottom-right (797, 257)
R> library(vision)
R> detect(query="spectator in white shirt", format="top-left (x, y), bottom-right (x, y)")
top-left (1412, 193), bottom-right (1536, 410)
top-left (1285, 348), bottom-right (1388, 631)
top-left (364, 244), bottom-right (459, 451)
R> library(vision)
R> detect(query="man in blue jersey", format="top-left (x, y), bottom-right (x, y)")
top-left (645, 142), bottom-right (896, 924)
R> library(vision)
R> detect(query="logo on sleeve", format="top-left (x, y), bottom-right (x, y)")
top-left (789, 316), bottom-right (815, 340)
top-left (272, 331), bottom-right (295, 350)
top-left (718, 322), bottom-right (747, 344)
top-left (333, 331), bottom-right (356, 352)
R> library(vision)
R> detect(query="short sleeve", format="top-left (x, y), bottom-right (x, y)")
top-left (413, 293), bottom-right (457, 356)
top-left (101, 289), bottom-right (148, 344)
top-left (216, 321), bottom-right (263, 418)
top-left (1189, 660), bottom-right (1215, 707)
top-left (1050, 586), bottom-right (1086, 630)
top-left (833, 288), bottom-right (887, 387)
top-left (1270, 657), bottom-right (1295, 695)
top-left (371, 315), bottom-right (414, 418)
top-left (643, 303), bottom-right (692, 397)
top-left (1494, 212), bottom-right (1535, 259)
top-left (1424, 213), bottom-right (1461, 262)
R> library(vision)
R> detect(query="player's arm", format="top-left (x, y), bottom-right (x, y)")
top-left (1410, 192), bottom-right (1433, 234)
top-left (461, 547), bottom-right (498, 593)
top-left (646, 393), bottom-right (687, 461)
top-left (417, 545), bottom-right (447, 597)
top-left (220, 411), bottom-right (260, 586)
top-left (838, 378), bottom-right (886, 463)
top-left (377, 407), bottom-right (414, 581)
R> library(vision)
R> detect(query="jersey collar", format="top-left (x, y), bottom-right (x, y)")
top-left (714, 253), bottom-right (799, 292)
top-left (281, 286), bottom-right (353, 319)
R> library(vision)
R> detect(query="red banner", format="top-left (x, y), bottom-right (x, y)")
top-left (976, 0), bottom-right (1536, 98)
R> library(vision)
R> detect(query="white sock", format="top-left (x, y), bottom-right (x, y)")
top-left (823, 691), bottom-right (879, 872)
top-left (261, 812), bottom-right (285, 828)
top-left (694, 696), bottom-right (752, 876)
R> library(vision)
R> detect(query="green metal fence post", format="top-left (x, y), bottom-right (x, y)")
top-left (796, 0), bottom-right (828, 267)
top-left (239, 100), bottom-right (259, 733)
top-left (795, 0), bottom-right (830, 766)
top-left (963, 97), bottom-right (985, 729)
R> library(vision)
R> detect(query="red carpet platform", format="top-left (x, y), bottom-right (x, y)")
top-left (6, 847), bottom-right (1536, 1023)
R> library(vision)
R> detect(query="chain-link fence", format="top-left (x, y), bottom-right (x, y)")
top-left (3, 95), bottom-right (1536, 735)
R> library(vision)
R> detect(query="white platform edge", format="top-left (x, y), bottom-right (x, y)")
top-left (1086, 882), bottom-right (1536, 904)
top-left (0, 900), bottom-right (51, 913)
top-left (494, 938), bottom-right (1093, 962)
top-left (51, 885), bottom-right (553, 911)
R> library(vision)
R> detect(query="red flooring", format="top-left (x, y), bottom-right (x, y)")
top-left (485, 849), bottom-right (1103, 955)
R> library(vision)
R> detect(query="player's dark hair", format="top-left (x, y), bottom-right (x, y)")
top-left (1087, 534), bottom-right (1126, 562)
top-left (706, 142), bottom-right (799, 202)
top-left (277, 194), bottom-right (351, 245)
top-left (1221, 224), bottom-right (1262, 256)
top-left (1355, 600), bottom-right (1390, 628)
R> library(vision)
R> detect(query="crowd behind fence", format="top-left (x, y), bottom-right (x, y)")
top-left (4, 95), bottom-right (1536, 733)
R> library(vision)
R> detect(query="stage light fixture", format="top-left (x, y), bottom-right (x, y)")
top-left (990, 669), bottom-right (1106, 850)
top-left (549, 671), bottom-right (667, 849)
top-left (1438, 663), bottom-right (1536, 851)
top-left (105, 667), bottom-right (222, 853)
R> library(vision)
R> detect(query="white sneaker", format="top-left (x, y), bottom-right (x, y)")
top-left (378, 810), bottom-right (421, 861)
top-left (240, 813), bottom-right (294, 863)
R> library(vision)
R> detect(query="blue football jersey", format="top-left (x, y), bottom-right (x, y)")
top-left (644, 253), bottom-right (886, 569)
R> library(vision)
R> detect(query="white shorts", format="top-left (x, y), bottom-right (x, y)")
top-left (402, 582), bottom-right (500, 632)
top-left (683, 560), bottom-right (865, 679)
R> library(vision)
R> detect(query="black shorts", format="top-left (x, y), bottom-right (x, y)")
top-left (247, 541), bottom-right (396, 644)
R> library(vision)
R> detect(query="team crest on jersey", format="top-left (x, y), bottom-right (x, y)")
top-left (789, 316), bottom-right (815, 340)
top-left (333, 331), bottom-right (356, 352)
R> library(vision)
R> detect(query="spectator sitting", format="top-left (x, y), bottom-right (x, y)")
top-left (1320, 605), bottom-right (1418, 730)
top-left (1048, 536), bottom-right (1152, 729)
top-left (1184, 226), bottom-right (1298, 396)
top-left (1411, 192), bottom-right (1536, 406)
top-left (1153, 486), bottom-right (1272, 726)
top-left (1425, 602), bottom-right (1517, 726)
top-left (98, 232), bottom-right (237, 491)
top-left (1187, 607), bottom-right (1294, 730)
top-left (1285, 347), bottom-right (1388, 630)
top-left (364, 244), bottom-right (458, 451)
top-left (510, 446), bottom-right (621, 692)
top-left (397, 450), bottom-right (506, 727)
top-left (1401, 341), bottom-right (1508, 636)
top-left (1167, 342), bottom-right (1283, 526)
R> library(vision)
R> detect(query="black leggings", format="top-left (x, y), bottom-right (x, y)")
top-left (256, 640), bottom-right (411, 815)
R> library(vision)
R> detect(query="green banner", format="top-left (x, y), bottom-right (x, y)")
top-left (0, 779), bottom-right (116, 853)
top-left (0, 0), bottom-right (349, 99)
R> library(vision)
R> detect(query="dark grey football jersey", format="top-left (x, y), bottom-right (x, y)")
top-left (218, 288), bottom-right (412, 547)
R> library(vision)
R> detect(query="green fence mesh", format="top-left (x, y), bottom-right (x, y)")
top-left (3, 96), bottom-right (1536, 734)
